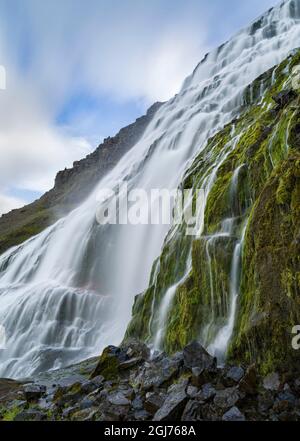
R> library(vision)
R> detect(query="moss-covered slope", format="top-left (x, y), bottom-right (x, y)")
top-left (126, 49), bottom-right (300, 374)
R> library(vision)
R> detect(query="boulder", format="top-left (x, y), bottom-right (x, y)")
top-left (14, 410), bottom-right (47, 421)
top-left (227, 366), bottom-right (245, 383)
top-left (144, 392), bottom-right (166, 415)
top-left (272, 89), bottom-right (297, 109)
top-left (239, 364), bottom-right (257, 395)
top-left (263, 372), bottom-right (281, 391)
top-left (222, 406), bottom-right (246, 421)
top-left (198, 383), bottom-right (216, 402)
top-left (90, 345), bottom-right (126, 380)
top-left (121, 339), bottom-right (150, 360)
top-left (214, 387), bottom-right (240, 410)
top-left (24, 384), bottom-right (46, 402)
top-left (183, 341), bottom-right (216, 371)
top-left (153, 382), bottom-right (188, 421)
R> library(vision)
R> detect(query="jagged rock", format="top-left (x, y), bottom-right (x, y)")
top-left (214, 387), bottom-right (240, 410)
top-left (239, 365), bottom-right (257, 395)
top-left (198, 383), bottom-right (216, 402)
top-left (227, 366), bottom-right (245, 383)
top-left (272, 89), bottom-right (297, 109)
top-left (107, 391), bottom-right (131, 406)
top-left (91, 345), bottom-right (126, 380)
top-left (258, 391), bottom-right (275, 413)
top-left (153, 382), bottom-right (188, 421)
top-left (263, 372), bottom-right (281, 391)
top-left (119, 357), bottom-right (143, 371)
top-left (191, 367), bottom-right (206, 387)
top-left (181, 400), bottom-right (203, 421)
top-left (187, 386), bottom-right (198, 398)
top-left (24, 384), bottom-right (46, 402)
top-left (121, 338), bottom-right (150, 360)
top-left (134, 409), bottom-right (151, 421)
top-left (71, 408), bottom-right (98, 421)
top-left (132, 395), bottom-right (144, 411)
top-left (183, 341), bottom-right (216, 371)
top-left (14, 410), bottom-right (47, 421)
top-left (222, 406), bottom-right (246, 421)
top-left (138, 354), bottom-right (183, 391)
top-left (144, 392), bottom-right (166, 415)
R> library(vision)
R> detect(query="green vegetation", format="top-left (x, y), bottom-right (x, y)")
top-left (126, 49), bottom-right (300, 374)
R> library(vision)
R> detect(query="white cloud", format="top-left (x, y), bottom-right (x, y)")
top-left (0, 0), bottom-right (277, 214)
top-left (0, 193), bottom-right (25, 216)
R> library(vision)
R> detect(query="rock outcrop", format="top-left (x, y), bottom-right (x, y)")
top-left (1, 340), bottom-right (299, 421)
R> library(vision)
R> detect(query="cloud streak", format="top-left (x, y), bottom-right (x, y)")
top-left (0, 0), bottom-right (277, 213)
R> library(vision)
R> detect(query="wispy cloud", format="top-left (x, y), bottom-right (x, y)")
top-left (0, 0), bottom-right (277, 213)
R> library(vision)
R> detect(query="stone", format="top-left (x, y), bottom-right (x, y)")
top-left (134, 409), bottom-right (151, 421)
top-left (183, 341), bottom-right (216, 371)
top-left (222, 406), bottom-right (246, 421)
top-left (121, 339), bottom-right (150, 360)
top-left (14, 410), bottom-right (47, 421)
top-left (214, 387), bottom-right (240, 410)
top-left (132, 395), bottom-right (144, 411)
top-left (119, 357), bottom-right (143, 370)
top-left (144, 392), bottom-right (165, 415)
top-left (181, 400), bottom-right (203, 421)
top-left (24, 384), bottom-right (46, 402)
top-left (187, 386), bottom-right (198, 398)
top-left (198, 383), bottom-right (216, 401)
top-left (239, 364), bottom-right (257, 395)
top-left (107, 391), bottom-right (131, 406)
top-left (71, 408), bottom-right (98, 421)
top-left (263, 372), bottom-right (280, 391)
top-left (272, 89), bottom-right (297, 109)
top-left (153, 383), bottom-right (188, 421)
top-left (227, 366), bottom-right (244, 383)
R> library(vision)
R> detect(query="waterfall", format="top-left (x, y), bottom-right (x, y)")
top-left (0, 0), bottom-right (300, 378)
top-left (208, 222), bottom-right (248, 363)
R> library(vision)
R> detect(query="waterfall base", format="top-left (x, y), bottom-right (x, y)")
top-left (1, 339), bottom-right (299, 422)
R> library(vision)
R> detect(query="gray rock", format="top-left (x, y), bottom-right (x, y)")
top-left (24, 384), bottom-right (46, 402)
top-left (144, 392), bottom-right (166, 414)
top-left (181, 400), bottom-right (203, 421)
top-left (187, 386), bottom-right (198, 398)
top-left (227, 367), bottom-right (244, 383)
top-left (239, 364), bottom-right (257, 395)
top-left (263, 372), bottom-right (280, 391)
top-left (183, 341), bottom-right (216, 371)
top-left (214, 387), bottom-right (240, 410)
top-left (153, 383), bottom-right (188, 421)
top-left (222, 406), bottom-right (246, 421)
top-left (119, 357), bottom-right (143, 370)
top-left (14, 410), bottom-right (47, 421)
top-left (107, 391), bottom-right (131, 406)
top-left (198, 383), bottom-right (216, 401)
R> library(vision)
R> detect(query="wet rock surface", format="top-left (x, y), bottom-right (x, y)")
top-left (1, 340), bottom-right (300, 421)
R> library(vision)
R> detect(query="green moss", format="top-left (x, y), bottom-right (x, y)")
top-left (125, 49), bottom-right (300, 375)
top-left (91, 347), bottom-right (120, 380)
top-left (1, 405), bottom-right (21, 421)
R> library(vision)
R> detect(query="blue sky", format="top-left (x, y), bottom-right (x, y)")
top-left (0, 0), bottom-right (277, 213)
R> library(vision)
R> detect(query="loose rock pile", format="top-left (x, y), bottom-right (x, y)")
top-left (0, 340), bottom-right (299, 421)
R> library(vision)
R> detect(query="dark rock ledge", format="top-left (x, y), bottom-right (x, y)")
top-left (0, 340), bottom-right (300, 421)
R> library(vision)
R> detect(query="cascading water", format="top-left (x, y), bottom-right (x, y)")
top-left (0, 0), bottom-right (300, 378)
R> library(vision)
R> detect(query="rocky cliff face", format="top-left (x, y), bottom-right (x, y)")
top-left (126, 50), bottom-right (300, 375)
top-left (0, 102), bottom-right (162, 255)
